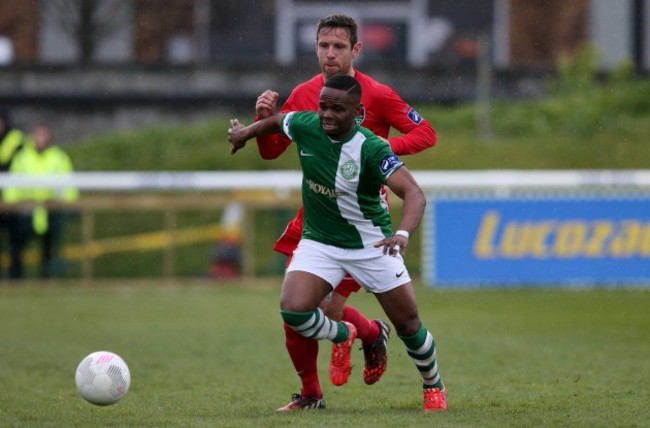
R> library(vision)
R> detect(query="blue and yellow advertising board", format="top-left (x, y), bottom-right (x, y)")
top-left (423, 197), bottom-right (650, 287)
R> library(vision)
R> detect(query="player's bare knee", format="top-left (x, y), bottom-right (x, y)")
top-left (392, 315), bottom-right (422, 337)
top-left (280, 297), bottom-right (315, 313)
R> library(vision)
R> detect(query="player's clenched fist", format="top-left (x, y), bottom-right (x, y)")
top-left (255, 90), bottom-right (280, 118)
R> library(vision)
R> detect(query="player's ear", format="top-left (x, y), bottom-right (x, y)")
top-left (351, 42), bottom-right (362, 59)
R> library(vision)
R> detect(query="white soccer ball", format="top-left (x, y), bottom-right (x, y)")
top-left (75, 351), bottom-right (131, 405)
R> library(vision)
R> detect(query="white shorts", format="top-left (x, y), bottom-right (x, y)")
top-left (286, 239), bottom-right (412, 294)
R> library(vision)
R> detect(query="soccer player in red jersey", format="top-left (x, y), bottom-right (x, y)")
top-left (254, 14), bottom-right (439, 411)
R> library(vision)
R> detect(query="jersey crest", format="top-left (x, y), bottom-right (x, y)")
top-left (340, 160), bottom-right (359, 180)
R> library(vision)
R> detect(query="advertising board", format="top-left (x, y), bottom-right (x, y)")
top-left (423, 197), bottom-right (650, 287)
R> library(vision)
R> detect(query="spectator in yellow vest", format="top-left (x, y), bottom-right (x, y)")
top-left (2, 123), bottom-right (78, 279)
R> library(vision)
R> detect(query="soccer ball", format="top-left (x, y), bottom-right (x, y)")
top-left (75, 351), bottom-right (131, 405)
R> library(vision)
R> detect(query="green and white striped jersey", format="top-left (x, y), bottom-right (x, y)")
top-left (281, 111), bottom-right (404, 249)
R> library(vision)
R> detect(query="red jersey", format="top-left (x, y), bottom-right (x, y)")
top-left (256, 70), bottom-right (437, 256)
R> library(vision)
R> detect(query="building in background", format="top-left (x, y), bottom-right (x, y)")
top-left (496, 0), bottom-right (646, 71)
top-left (0, 0), bottom-right (647, 70)
top-left (0, 0), bottom-right (647, 139)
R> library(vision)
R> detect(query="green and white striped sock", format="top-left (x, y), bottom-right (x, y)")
top-left (400, 324), bottom-right (444, 389)
top-left (280, 308), bottom-right (349, 343)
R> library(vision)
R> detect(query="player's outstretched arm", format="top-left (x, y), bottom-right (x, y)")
top-left (228, 114), bottom-right (284, 155)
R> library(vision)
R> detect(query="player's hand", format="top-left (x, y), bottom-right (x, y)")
top-left (255, 90), bottom-right (279, 118)
top-left (374, 234), bottom-right (408, 257)
top-left (377, 136), bottom-right (390, 146)
top-left (228, 118), bottom-right (247, 155)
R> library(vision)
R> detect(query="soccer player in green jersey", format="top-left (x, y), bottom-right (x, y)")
top-left (228, 74), bottom-right (447, 412)
top-left (257, 16), bottom-right (436, 405)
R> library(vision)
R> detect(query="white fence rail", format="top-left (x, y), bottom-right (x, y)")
top-left (2, 170), bottom-right (650, 192)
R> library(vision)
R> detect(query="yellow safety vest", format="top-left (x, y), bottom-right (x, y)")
top-left (2, 143), bottom-right (79, 234)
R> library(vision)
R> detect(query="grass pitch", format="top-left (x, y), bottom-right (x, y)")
top-left (0, 280), bottom-right (648, 427)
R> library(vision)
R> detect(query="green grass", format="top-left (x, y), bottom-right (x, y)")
top-left (1, 281), bottom-right (648, 427)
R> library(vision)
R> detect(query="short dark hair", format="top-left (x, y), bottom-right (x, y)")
top-left (316, 14), bottom-right (358, 46)
top-left (323, 74), bottom-right (361, 101)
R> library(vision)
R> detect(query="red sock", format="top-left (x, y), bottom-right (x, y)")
top-left (284, 323), bottom-right (322, 398)
top-left (341, 305), bottom-right (380, 346)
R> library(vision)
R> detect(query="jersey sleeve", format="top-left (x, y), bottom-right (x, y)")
top-left (280, 112), bottom-right (298, 141)
top-left (254, 92), bottom-right (300, 159)
top-left (255, 130), bottom-right (292, 160)
top-left (372, 139), bottom-right (404, 183)
top-left (381, 87), bottom-right (437, 156)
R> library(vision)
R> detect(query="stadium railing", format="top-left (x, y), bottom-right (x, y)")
top-left (2, 170), bottom-right (649, 281)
